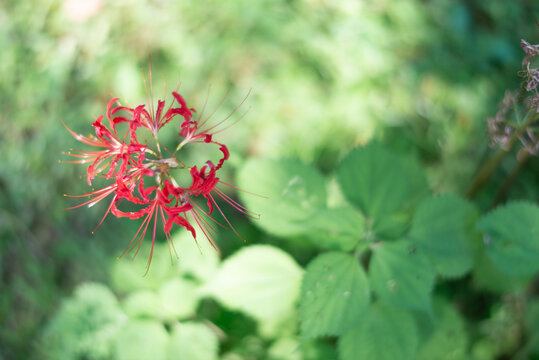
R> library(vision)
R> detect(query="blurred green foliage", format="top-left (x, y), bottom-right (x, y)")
top-left (0, 0), bottom-right (538, 359)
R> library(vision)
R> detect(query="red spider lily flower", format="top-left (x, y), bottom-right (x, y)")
top-left (110, 180), bottom-right (195, 273)
top-left (173, 90), bottom-right (250, 170)
top-left (62, 112), bottom-right (146, 185)
top-left (63, 79), bottom-right (256, 272)
top-left (172, 161), bottom-right (259, 246)
top-left (107, 91), bottom-right (195, 136)
top-left (64, 164), bottom-right (154, 231)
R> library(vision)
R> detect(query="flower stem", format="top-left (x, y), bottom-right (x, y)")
top-left (466, 109), bottom-right (537, 199)
top-left (490, 150), bottom-right (531, 207)
top-left (152, 130), bottom-right (163, 158)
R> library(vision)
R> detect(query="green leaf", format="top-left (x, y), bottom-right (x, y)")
top-left (339, 304), bottom-right (418, 360)
top-left (237, 158), bottom-right (327, 237)
top-left (337, 142), bottom-right (408, 219)
top-left (110, 242), bottom-right (180, 293)
top-left (417, 298), bottom-right (469, 360)
top-left (477, 201), bottom-right (539, 277)
top-left (159, 278), bottom-right (200, 320)
top-left (172, 230), bottom-right (220, 283)
top-left (471, 340), bottom-right (498, 360)
top-left (303, 206), bottom-right (364, 251)
top-left (371, 209), bottom-right (414, 241)
top-left (337, 142), bottom-right (427, 238)
top-left (302, 340), bottom-right (339, 360)
top-left (168, 322), bottom-right (219, 360)
top-left (299, 252), bottom-right (370, 338)
top-left (258, 310), bottom-right (298, 339)
top-left (267, 338), bottom-right (302, 360)
top-left (123, 279), bottom-right (199, 321)
top-left (472, 252), bottom-right (530, 293)
top-left (400, 154), bottom-right (430, 206)
top-left (374, 155), bottom-right (430, 241)
top-left (410, 194), bottom-right (478, 277)
top-left (267, 338), bottom-right (337, 360)
top-left (114, 320), bottom-right (169, 360)
top-left (123, 291), bottom-right (163, 319)
top-left (202, 245), bottom-right (303, 324)
top-left (369, 241), bottom-right (434, 311)
top-left (39, 283), bottom-right (126, 360)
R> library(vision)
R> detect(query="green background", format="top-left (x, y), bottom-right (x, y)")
top-left (0, 0), bottom-right (538, 359)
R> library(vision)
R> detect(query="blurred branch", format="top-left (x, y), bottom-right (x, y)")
top-left (466, 109), bottom-right (537, 199)
top-left (490, 150), bottom-right (531, 207)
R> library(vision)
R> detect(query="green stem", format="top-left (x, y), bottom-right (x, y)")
top-left (466, 110), bottom-right (537, 199)
top-left (490, 150), bottom-right (531, 207)
top-left (144, 148), bottom-right (158, 157)
top-left (173, 138), bottom-right (188, 156)
top-left (152, 130), bottom-right (163, 158)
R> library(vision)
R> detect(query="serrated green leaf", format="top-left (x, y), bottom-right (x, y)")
top-left (237, 158), bottom-right (327, 237)
top-left (203, 245), bottom-right (303, 325)
top-left (168, 322), bottom-right (219, 360)
top-left (337, 142), bottom-right (408, 218)
top-left (114, 320), bottom-right (169, 360)
top-left (417, 298), bottom-right (469, 360)
top-left (336, 142), bottom-right (427, 239)
top-left (299, 252), bottom-right (370, 338)
top-left (303, 206), bottom-right (364, 251)
top-left (477, 201), bottom-right (539, 277)
top-left (339, 304), bottom-right (418, 360)
top-left (369, 241), bottom-right (434, 311)
top-left (375, 155), bottom-right (430, 239)
top-left (410, 194), bottom-right (478, 278)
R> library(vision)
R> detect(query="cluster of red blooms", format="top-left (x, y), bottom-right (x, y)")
top-left (63, 90), bottom-right (254, 270)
